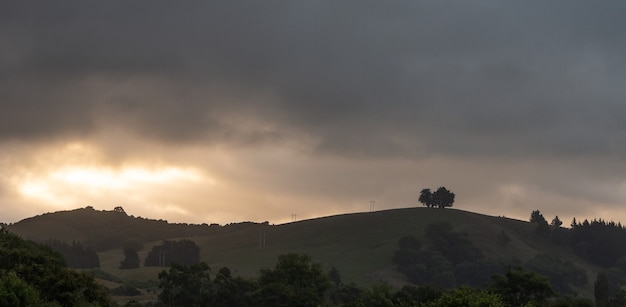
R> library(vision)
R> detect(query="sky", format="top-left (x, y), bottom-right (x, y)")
top-left (1, 1), bottom-right (626, 226)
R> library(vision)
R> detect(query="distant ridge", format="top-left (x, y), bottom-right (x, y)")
top-left (7, 206), bottom-right (256, 251)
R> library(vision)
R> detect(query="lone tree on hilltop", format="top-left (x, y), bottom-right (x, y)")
top-left (419, 188), bottom-right (434, 208)
top-left (419, 187), bottom-right (455, 208)
top-left (433, 186), bottom-right (455, 208)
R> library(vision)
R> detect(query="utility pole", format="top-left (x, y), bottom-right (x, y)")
top-left (370, 200), bottom-right (376, 212)
top-left (159, 249), bottom-right (167, 267)
top-left (259, 230), bottom-right (266, 249)
top-left (291, 213), bottom-right (297, 222)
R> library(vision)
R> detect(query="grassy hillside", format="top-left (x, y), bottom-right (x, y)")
top-left (7, 206), bottom-right (221, 251)
top-left (8, 207), bottom-right (602, 302)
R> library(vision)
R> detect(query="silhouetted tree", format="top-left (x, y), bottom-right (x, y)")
top-left (419, 188), bottom-right (434, 207)
top-left (570, 219), bottom-right (626, 267)
top-left (490, 266), bottom-right (555, 306)
top-left (530, 210), bottom-right (546, 224)
top-left (119, 247), bottom-right (140, 269)
top-left (213, 266), bottom-right (257, 307)
top-left (44, 239), bottom-right (100, 268)
top-left (432, 186), bottom-right (455, 208)
top-left (145, 239), bottom-right (200, 267)
top-left (253, 253), bottom-right (331, 307)
top-left (530, 210), bottom-right (550, 235)
top-left (158, 262), bottom-right (213, 306)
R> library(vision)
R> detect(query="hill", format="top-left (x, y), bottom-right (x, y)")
top-left (7, 206), bottom-right (223, 251)
top-left (7, 206), bottom-right (604, 302)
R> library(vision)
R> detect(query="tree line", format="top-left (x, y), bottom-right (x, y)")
top-left (43, 239), bottom-right (100, 269)
top-left (531, 209), bottom-right (626, 269)
top-left (119, 239), bottom-right (201, 270)
top-left (531, 209), bottom-right (626, 306)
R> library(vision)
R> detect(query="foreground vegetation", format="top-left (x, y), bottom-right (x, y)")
top-left (0, 227), bottom-right (599, 306)
top-left (0, 228), bottom-right (113, 306)
top-left (149, 252), bottom-right (600, 307)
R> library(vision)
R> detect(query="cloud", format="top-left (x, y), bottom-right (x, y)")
top-left (1, 1), bottom-right (626, 224)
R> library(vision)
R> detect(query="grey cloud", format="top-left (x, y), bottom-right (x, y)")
top-left (1, 1), bottom-right (626, 160)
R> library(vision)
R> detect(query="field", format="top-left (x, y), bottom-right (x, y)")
top-left (9, 207), bottom-right (602, 303)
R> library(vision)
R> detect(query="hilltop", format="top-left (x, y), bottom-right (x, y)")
top-left (6, 206), bottom-right (604, 302)
top-left (8, 206), bottom-right (227, 251)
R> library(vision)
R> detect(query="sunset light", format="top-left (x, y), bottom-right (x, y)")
top-left (16, 164), bottom-right (209, 210)
top-left (50, 166), bottom-right (204, 188)
top-left (1, 1), bottom-right (624, 227)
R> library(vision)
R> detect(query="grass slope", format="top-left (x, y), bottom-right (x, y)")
top-left (9, 207), bottom-right (601, 300)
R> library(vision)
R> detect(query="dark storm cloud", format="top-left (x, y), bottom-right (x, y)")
top-left (2, 1), bottom-right (626, 159)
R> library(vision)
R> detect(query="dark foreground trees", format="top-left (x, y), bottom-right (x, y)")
top-left (158, 253), bottom-right (330, 307)
top-left (0, 229), bottom-right (113, 306)
top-left (155, 251), bottom-right (600, 307)
top-left (490, 266), bottom-right (555, 306)
top-left (254, 253), bottom-right (332, 307)
top-left (158, 262), bottom-right (213, 306)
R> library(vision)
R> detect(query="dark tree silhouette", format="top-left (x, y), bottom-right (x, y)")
top-left (44, 239), bottom-right (100, 269)
top-left (433, 186), bottom-right (455, 208)
top-left (420, 187), bottom-right (455, 208)
top-left (158, 262), bottom-right (212, 306)
top-left (570, 218), bottom-right (626, 267)
top-left (119, 247), bottom-right (140, 269)
top-left (530, 210), bottom-right (550, 235)
top-left (145, 239), bottom-right (201, 267)
top-left (255, 253), bottom-right (331, 307)
top-left (419, 188), bottom-right (434, 208)
top-left (0, 229), bottom-right (112, 306)
top-left (490, 266), bottom-right (555, 306)
top-left (530, 210), bottom-right (547, 224)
